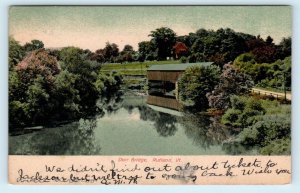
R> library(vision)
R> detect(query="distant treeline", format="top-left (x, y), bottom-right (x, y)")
top-left (90, 27), bottom-right (290, 66)
top-left (8, 26), bottom-right (291, 127)
top-left (11, 27), bottom-right (291, 66)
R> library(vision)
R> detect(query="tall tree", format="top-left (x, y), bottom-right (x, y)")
top-left (103, 42), bottom-right (119, 62)
top-left (149, 27), bottom-right (176, 60)
top-left (276, 37), bottom-right (291, 60)
top-left (24, 39), bottom-right (44, 52)
top-left (120, 44), bottom-right (135, 62)
top-left (91, 49), bottom-right (105, 63)
top-left (138, 41), bottom-right (156, 61)
top-left (122, 44), bottom-right (134, 52)
top-left (59, 47), bottom-right (84, 73)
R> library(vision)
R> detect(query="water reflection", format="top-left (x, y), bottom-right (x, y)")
top-left (222, 141), bottom-right (257, 155)
top-left (135, 104), bottom-right (235, 149)
top-left (137, 106), bottom-right (178, 137)
top-left (178, 114), bottom-right (229, 149)
top-left (10, 93), bottom-right (255, 155)
top-left (9, 119), bottom-right (100, 155)
top-left (96, 91), bottom-right (124, 116)
top-left (154, 113), bottom-right (178, 137)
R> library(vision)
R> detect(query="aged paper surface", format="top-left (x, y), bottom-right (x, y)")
top-left (8, 6), bottom-right (292, 185)
top-left (9, 156), bottom-right (291, 185)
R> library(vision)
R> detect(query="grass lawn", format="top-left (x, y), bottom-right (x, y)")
top-left (101, 60), bottom-right (180, 72)
top-left (100, 61), bottom-right (179, 88)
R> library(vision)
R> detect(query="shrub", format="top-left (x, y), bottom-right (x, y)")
top-left (221, 109), bottom-right (242, 126)
top-left (221, 95), bottom-right (266, 128)
top-left (260, 138), bottom-right (291, 155)
top-left (238, 113), bottom-right (291, 155)
top-left (179, 56), bottom-right (187, 63)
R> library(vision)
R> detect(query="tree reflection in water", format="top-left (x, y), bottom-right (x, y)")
top-left (179, 113), bottom-right (232, 150)
top-left (10, 92), bottom-right (126, 155)
top-left (96, 91), bottom-right (124, 115)
top-left (137, 105), bottom-right (178, 137)
top-left (154, 113), bottom-right (178, 137)
top-left (9, 119), bottom-right (100, 155)
top-left (9, 93), bottom-right (256, 155)
top-left (222, 141), bottom-right (251, 155)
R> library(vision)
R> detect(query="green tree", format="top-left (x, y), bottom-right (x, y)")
top-left (26, 75), bottom-right (51, 124)
top-left (59, 47), bottom-right (102, 114)
top-left (120, 44), bottom-right (135, 62)
top-left (233, 53), bottom-right (256, 71)
top-left (190, 28), bottom-right (252, 65)
top-left (24, 39), bottom-right (44, 52)
top-left (59, 47), bottom-right (84, 72)
top-left (149, 27), bottom-right (176, 60)
top-left (274, 57), bottom-right (291, 98)
top-left (103, 42), bottom-right (119, 62)
top-left (9, 36), bottom-right (25, 69)
top-left (52, 70), bottom-right (80, 119)
top-left (178, 65), bottom-right (221, 111)
top-left (276, 37), bottom-right (291, 59)
top-left (138, 41), bottom-right (156, 61)
top-left (221, 96), bottom-right (266, 128)
top-left (95, 71), bottom-right (123, 95)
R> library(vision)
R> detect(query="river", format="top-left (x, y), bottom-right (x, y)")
top-left (9, 93), bottom-right (257, 155)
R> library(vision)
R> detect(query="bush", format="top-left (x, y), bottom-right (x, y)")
top-left (221, 96), bottom-right (266, 128)
top-left (238, 113), bottom-right (291, 155)
top-left (237, 108), bottom-right (263, 127)
top-left (260, 138), bottom-right (291, 155)
top-left (221, 109), bottom-right (241, 126)
top-left (180, 56), bottom-right (187, 63)
top-left (230, 95), bottom-right (246, 110)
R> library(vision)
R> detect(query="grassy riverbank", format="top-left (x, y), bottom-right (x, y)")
top-left (101, 60), bottom-right (180, 90)
top-left (100, 60), bottom-right (179, 76)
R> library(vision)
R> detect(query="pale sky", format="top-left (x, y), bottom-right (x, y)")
top-left (9, 6), bottom-right (292, 51)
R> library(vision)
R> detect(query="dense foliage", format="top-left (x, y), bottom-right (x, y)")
top-left (207, 63), bottom-right (254, 110)
top-left (34, 26), bottom-right (290, 68)
top-left (222, 95), bottom-right (291, 155)
top-left (178, 65), bottom-right (221, 111)
top-left (148, 27), bottom-right (177, 60)
top-left (234, 54), bottom-right (291, 91)
top-left (9, 37), bottom-right (25, 69)
top-left (9, 38), bottom-right (123, 128)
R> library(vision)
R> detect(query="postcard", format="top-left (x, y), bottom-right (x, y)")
top-left (8, 5), bottom-right (291, 185)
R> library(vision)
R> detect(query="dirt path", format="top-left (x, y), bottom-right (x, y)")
top-left (251, 88), bottom-right (292, 100)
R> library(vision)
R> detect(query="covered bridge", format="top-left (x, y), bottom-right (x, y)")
top-left (147, 62), bottom-right (213, 110)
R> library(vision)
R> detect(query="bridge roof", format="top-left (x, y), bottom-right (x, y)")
top-left (147, 62), bottom-right (213, 71)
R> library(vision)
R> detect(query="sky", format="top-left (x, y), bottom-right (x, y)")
top-left (9, 6), bottom-right (292, 51)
